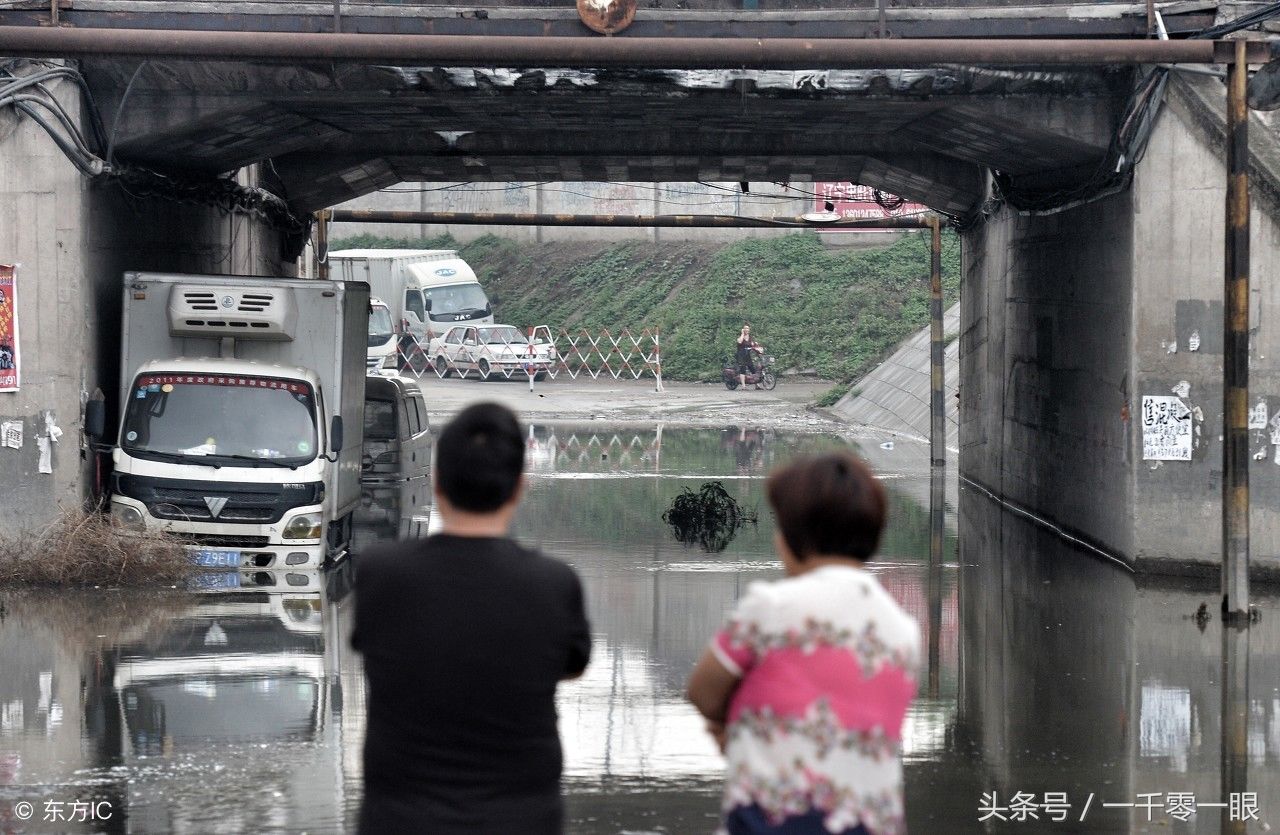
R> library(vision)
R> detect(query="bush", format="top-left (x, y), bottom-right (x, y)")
top-left (0, 511), bottom-right (198, 587)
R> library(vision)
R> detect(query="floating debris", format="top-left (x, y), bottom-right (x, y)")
top-left (661, 481), bottom-right (756, 553)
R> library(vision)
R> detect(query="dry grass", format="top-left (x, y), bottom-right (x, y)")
top-left (0, 510), bottom-right (198, 587)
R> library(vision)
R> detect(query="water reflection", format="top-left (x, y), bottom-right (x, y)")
top-left (0, 425), bottom-right (1273, 834)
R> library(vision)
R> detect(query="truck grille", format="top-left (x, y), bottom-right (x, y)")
top-left (115, 476), bottom-right (323, 525)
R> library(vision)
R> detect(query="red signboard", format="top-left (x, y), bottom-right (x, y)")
top-left (0, 265), bottom-right (18, 392)
top-left (813, 183), bottom-right (928, 230)
top-left (136, 374), bottom-right (311, 395)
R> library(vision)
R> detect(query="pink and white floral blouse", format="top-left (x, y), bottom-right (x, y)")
top-left (710, 564), bottom-right (921, 835)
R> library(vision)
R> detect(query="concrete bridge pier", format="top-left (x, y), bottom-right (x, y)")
top-left (960, 74), bottom-right (1280, 575)
top-left (0, 74), bottom-right (295, 534)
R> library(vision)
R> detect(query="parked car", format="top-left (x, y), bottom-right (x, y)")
top-left (428, 324), bottom-right (555, 381)
top-left (362, 375), bottom-right (431, 482)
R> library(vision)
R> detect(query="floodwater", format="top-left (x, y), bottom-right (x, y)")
top-left (0, 424), bottom-right (1276, 834)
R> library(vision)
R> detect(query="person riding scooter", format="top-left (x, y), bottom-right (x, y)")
top-left (736, 324), bottom-right (757, 389)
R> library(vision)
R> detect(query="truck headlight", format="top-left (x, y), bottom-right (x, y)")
top-left (283, 513), bottom-right (323, 540)
top-left (112, 503), bottom-right (145, 530)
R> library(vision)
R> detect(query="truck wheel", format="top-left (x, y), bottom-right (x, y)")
top-left (478, 358), bottom-right (492, 380)
top-left (435, 356), bottom-right (451, 378)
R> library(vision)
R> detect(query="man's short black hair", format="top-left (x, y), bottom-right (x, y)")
top-left (435, 402), bottom-right (525, 512)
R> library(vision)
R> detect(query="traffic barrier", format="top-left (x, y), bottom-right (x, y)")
top-left (393, 326), bottom-right (664, 390)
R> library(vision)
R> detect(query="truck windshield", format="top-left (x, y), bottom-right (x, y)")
top-left (368, 305), bottom-right (394, 347)
top-left (122, 373), bottom-right (318, 466)
top-left (425, 283), bottom-right (489, 318)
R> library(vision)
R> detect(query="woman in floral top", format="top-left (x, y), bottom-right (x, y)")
top-left (687, 453), bottom-right (920, 835)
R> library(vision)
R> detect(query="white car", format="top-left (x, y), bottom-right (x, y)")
top-left (429, 324), bottom-right (556, 380)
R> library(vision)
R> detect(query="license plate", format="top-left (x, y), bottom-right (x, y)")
top-left (190, 570), bottom-right (242, 589)
top-left (192, 549), bottom-right (241, 568)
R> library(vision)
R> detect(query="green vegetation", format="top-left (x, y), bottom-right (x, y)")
top-left (332, 230), bottom-right (961, 385)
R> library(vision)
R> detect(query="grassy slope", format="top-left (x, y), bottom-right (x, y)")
top-left (333, 231), bottom-right (961, 385)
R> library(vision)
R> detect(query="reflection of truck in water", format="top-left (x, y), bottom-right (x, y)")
top-left (108, 587), bottom-right (343, 832)
top-left (329, 249), bottom-right (492, 370)
top-left (96, 273), bottom-right (370, 570)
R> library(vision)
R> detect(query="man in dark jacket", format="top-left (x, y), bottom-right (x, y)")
top-left (352, 402), bottom-right (592, 834)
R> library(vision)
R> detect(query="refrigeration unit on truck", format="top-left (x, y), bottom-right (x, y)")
top-left (328, 249), bottom-right (493, 366)
top-left (93, 273), bottom-right (370, 570)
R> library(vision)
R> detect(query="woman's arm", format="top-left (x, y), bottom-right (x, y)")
top-left (686, 647), bottom-right (740, 723)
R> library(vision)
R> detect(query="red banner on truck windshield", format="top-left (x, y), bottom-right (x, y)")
top-left (0, 265), bottom-right (18, 392)
top-left (136, 374), bottom-right (310, 395)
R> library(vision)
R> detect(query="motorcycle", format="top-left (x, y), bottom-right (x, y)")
top-left (723, 343), bottom-right (777, 391)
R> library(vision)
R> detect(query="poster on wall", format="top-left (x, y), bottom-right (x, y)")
top-left (1141, 395), bottom-right (1192, 460)
top-left (812, 183), bottom-right (928, 231)
top-left (0, 265), bottom-right (17, 393)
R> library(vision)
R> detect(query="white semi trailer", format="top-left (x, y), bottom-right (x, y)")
top-left (96, 273), bottom-right (370, 569)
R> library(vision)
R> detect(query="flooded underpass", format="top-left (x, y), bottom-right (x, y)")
top-left (1, 424), bottom-right (1277, 833)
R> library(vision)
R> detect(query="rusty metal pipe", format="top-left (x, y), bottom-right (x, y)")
top-left (0, 27), bottom-right (1264, 67)
top-left (1222, 39), bottom-right (1250, 622)
top-left (329, 208), bottom-right (938, 229)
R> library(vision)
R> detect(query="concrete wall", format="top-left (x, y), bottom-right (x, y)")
top-left (960, 190), bottom-right (1136, 561)
top-left (960, 86), bottom-right (1280, 572)
top-left (0, 76), bottom-right (293, 535)
top-left (332, 181), bottom-right (846, 244)
top-left (1128, 89), bottom-right (1280, 570)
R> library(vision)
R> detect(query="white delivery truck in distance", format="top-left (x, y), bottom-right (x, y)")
top-left (328, 249), bottom-right (493, 368)
top-left (90, 273), bottom-right (369, 570)
top-left (367, 297), bottom-right (396, 374)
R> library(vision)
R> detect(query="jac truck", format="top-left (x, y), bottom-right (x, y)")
top-left (93, 273), bottom-right (370, 570)
top-left (328, 249), bottom-right (493, 367)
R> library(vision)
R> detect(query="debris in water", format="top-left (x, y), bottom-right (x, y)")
top-left (662, 481), bottom-right (756, 553)
top-left (880, 441), bottom-right (894, 450)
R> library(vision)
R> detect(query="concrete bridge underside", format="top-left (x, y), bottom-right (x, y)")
top-left (3, 28), bottom-right (1280, 572)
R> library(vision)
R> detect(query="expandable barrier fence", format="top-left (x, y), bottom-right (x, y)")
top-left (526, 425), bottom-right (664, 473)
top-left (392, 326), bottom-right (664, 390)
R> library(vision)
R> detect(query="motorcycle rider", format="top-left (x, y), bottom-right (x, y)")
top-left (736, 324), bottom-right (757, 390)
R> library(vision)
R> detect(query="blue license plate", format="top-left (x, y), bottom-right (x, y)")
top-left (192, 549), bottom-right (241, 568)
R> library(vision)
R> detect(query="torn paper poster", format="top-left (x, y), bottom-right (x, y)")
top-left (1271, 412), bottom-right (1280, 446)
top-left (1142, 395), bottom-right (1193, 460)
top-left (1, 419), bottom-right (20, 449)
top-left (1255, 447), bottom-right (1268, 460)
top-left (0, 265), bottom-right (18, 392)
top-left (1250, 399), bottom-right (1269, 430)
top-left (37, 436), bottom-right (50, 473)
top-left (1171, 380), bottom-right (1192, 399)
top-left (37, 411), bottom-right (62, 474)
top-left (1189, 330), bottom-right (1201, 352)
top-left (1165, 340), bottom-right (1178, 354)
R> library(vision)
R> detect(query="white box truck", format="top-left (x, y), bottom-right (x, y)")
top-left (96, 273), bottom-right (369, 570)
top-left (329, 249), bottom-right (493, 369)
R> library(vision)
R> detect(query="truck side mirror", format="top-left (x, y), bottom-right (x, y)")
top-left (424, 298), bottom-right (433, 312)
top-left (330, 415), bottom-right (344, 454)
top-left (85, 399), bottom-right (105, 440)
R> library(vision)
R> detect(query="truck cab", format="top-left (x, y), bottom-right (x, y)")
top-left (103, 274), bottom-right (369, 570)
top-left (367, 297), bottom-right (396, 375)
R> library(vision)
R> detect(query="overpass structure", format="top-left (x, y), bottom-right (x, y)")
top-left (1, 2), bottom-right (1278, 598)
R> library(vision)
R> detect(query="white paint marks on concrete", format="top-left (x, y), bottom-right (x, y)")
top-left (1250, 398), bottom-right (1269, 430)
top-left (1165, 340), bottom-right (1178, 354)
top-left (1142, 395), bottom-right (1193, 460)
top-left (1189, 330), bottom-right (1201, 352)
top-left (1171, 380), bottom-right (1191, 399)
top-left (1, 419), bottom-right (20, 449)
top-left (1255, 447), bottom-right (1268, 460)
top-left (1270, 412), bottom-right (1280, 446)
